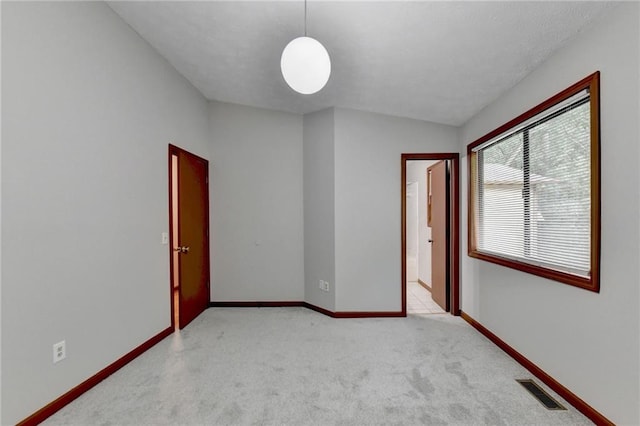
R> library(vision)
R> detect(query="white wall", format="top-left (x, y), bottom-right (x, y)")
top-left (405, 181), bottom-right (419, 281)
top-left (1, 2), bottom-right (210, 424)
top-left (209, 101), bottom-right (304, 302)
top-left (460, 3), bottom-right (639, 424)
top-left (303, 109), bottom-right (335, 311)
top-left (406, 160), bottom-right (435, 286)
top-left (333, 108), bottom-right (458, 311)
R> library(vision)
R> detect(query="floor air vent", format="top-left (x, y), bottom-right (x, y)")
top-left (516, 379), bottom-right (566, 410)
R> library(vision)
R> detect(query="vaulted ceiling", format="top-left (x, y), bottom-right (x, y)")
top-left (108, 1), bottom-right (615, 126)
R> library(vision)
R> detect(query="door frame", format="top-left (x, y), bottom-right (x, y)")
top-left (168, 144), bottom-right (211, 330)
top-left (401, 153), bottom-right (460, 316)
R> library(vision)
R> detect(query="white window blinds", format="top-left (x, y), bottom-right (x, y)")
top-left (471, 89), bottom-right (591, 278)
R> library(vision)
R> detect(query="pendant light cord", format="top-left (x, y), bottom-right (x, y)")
top-left (304, 0), bottom-right (307, 36)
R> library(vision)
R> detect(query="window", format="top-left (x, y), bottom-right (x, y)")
top-left (468, 72), bottom-right (600, 292)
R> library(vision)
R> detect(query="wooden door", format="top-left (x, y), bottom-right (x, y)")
top-left (170, 145), bottom-right (210, 329)
top-left (427, 161), bottom-right (449, 311)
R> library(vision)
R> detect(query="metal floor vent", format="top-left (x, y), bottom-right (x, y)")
top-left (516, 379), bottom-right (566, 410)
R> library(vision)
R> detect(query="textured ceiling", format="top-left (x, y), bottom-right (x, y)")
top-left (107, 1), bottom-right (615, 126)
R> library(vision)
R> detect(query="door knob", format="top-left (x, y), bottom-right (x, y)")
top-left (174, 246), bottom-right (190, 253)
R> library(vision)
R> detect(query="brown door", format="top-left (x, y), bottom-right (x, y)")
top-left (170, 145), bottom-right (210, 329)
top-left (427, 161), bottom-right (449, 311)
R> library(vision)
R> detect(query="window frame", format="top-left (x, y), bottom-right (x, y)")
top-left (467, 72), bottom-right (600, 292)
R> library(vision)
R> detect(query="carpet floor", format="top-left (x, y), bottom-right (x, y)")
top-left (44, 308), bottom-right (591, 425)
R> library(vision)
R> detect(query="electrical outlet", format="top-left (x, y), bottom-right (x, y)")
top-left (324, 281), bottom-right (330, 292)
top-left (53, 340), bottom-right (66, 364)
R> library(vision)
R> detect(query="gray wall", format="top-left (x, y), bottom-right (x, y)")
top-left (333, 108), bottom-right (458, 311)
top-left (459, 3), bottom-right (639, 424)
top-left (209, 101), bottom-right (304, 302)
top-left (1, 2), bottom-right (210, 424)
top-left (302, 108), bottom-right (457, 313)
top-left (303, 109), bottom-right (336, 311)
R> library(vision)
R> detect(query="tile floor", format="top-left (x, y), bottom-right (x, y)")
top-left (407, 281), bottom-right (446, 314)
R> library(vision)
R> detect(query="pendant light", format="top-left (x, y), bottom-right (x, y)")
top-left (280, 0), bottom-right (331, 94)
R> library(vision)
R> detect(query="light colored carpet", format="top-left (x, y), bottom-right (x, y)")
top-left (44, 308), bottom-right (591, 425)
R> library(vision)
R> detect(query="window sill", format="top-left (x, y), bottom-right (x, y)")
top-left (468, 250), bottom-right (599, 293)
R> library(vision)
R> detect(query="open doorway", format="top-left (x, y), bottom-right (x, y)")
top-left (169, 144), bottom-right (211, 330)
top-left (171, 153), bottom-right (180, 328)
top-left (405, 160), bottom-right (445, 314)
top-left (401, 153), bottom-right (460, 316)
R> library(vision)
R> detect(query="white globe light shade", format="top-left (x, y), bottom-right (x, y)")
top-left (281, 36), bottom-right (331, 95)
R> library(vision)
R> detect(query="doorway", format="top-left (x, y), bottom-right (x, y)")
top-left (169, 144), bottom-right (211, 330)
top-left (401, 153), bottom-right (460, 316)
top-left (405, 160), bottom-right (445, 314)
